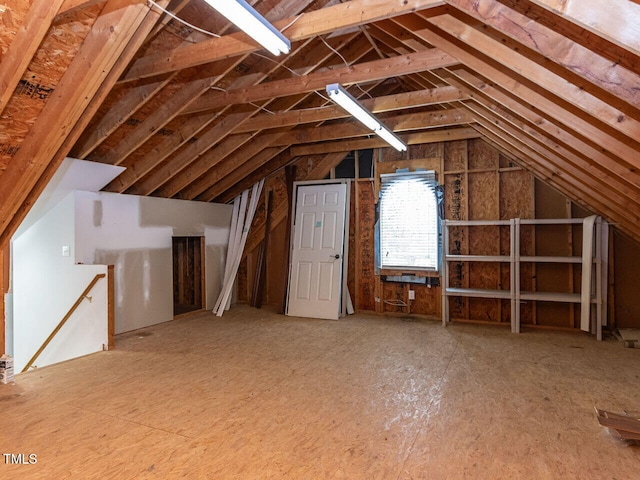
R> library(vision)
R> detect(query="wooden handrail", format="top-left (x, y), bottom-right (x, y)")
top-left (21, 273), bottom-right (106, 373)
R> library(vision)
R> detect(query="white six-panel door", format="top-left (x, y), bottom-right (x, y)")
top-left (287, 183), bottom-right (347, 320)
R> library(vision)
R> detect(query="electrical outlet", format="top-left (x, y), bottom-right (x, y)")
top-left (408, 289), bottom-right (415, 300)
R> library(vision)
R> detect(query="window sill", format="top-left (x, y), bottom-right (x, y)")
top-left (379, 268), bottom-right (439, 277)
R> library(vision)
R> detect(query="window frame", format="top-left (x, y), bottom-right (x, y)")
top-left (377, 170), bottom-right (441, 275)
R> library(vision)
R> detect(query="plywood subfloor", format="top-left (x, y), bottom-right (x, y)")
top-left (2, 306), bottom-right (640, 479)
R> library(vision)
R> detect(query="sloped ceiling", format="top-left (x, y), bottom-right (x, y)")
top-left (0, 0), bottom-right (639, 245)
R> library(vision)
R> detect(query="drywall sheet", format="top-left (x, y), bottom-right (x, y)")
top-left (75, 191), bottom-right (232, 333)
top-left (12, 193), bottom-right (107, 373)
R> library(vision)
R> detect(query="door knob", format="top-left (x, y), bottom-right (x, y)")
top-left (331, 254), bottom-right (340, 259)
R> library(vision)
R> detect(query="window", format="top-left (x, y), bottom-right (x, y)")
top-left (378, 171), bottom-right (440, 271)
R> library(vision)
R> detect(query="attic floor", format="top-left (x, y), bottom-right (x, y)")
top-left (2, 306), bottom-right (640, 479)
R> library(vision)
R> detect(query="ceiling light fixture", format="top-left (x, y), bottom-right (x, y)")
top-left (203, 0), bottom-right (291, 56)
top-left (326, 83), bottom-right (407, 152)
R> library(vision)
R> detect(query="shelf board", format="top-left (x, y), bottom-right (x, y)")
top-left (444, 220), bottom-right (512, 227)
top-left (519, 218), bottom-right (585, 225)
top-left (519, 291), bottom-right (581, 303)
top-left (446, 255), bottom-right (511, 262)
top-left (519, 256), bottom-right (582, 264)
top-left (445, 288), bottom-right (512, 299)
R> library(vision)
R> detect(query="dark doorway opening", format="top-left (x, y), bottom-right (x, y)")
top-left (172, 236), bottom-right (204, 316)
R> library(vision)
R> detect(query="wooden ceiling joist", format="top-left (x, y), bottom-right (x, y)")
top-left (290, 127), bottom-right (481, 156)
top-left (217, 150), bottom-right (297, 205)
top-left (129, 35), bottom-right (377, 198)
top-left (265, 108), bottom-right (473, 147)
top-left (111, 32), bottom-right (359, 194)
top-left (233, 86), bottom-right (468, 133)
top-left (120, 0), bottom-right (447, 82)
top-left (184, 48), bottom-right (459, 114)
top-left (201, 146), bottom-right (290, 202)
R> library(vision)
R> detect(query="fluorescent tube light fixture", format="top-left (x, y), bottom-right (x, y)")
top-left (203, 0), bottom-right (291, 56)
top-left (326, 83), bottom-right (407, 152)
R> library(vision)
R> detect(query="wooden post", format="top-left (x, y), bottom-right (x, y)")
top-left (566, 199), bottom-right (575, 328)
top-left (107, 265), bottom-right (115, 350)
top-left (254, 190), bottom-right (273, 308)
top-left (279, 165), bottom-right (297, 314)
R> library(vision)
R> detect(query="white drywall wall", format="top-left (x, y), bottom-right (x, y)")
top-left (14, 158), bottom-right (124, 238)
top-left (12, 193), bottom-right (108, 373)
top-left (75, 191), bottom-right (232, 333)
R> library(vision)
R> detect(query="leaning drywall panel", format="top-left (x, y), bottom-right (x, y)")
top-left (12, 193), bottom-right (107, 373)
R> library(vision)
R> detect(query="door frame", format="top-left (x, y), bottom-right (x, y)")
top-left (171, 235), bottom-right (206, 317)
top-left (286, 179), bottom-right (351, 318)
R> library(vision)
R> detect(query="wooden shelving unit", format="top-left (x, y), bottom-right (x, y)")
top-left (442, 217), bottom-right (608, 339)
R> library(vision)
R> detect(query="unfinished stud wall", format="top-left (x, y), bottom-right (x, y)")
top-left (239, 138), bottom-right (640, 331)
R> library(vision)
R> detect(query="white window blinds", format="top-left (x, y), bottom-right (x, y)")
top-left (379, 171), bottom-right (439, 270)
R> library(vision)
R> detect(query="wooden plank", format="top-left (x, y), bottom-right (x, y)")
top-left (160, 133), bottom-right (256, 198)
top-left (444, 142), bottom-right (469, 320)
top-left (72, 76), bottom-right (175, 158)
top-left (254, 191), bottom-right (274, 309)
top-left (200, 147), bottom-right (289, 203)
top-left (291, 127), bottom-right (480, 155)
top-left (427, 14), bottom-right (640, 142)
top-left (217, 150), bottom-right (296, 204)
top-left (125, 110), bottom-right (255, 196)
top-left (392, 14), bottom-right (640, 168)
top-left (120, 0), bottom-right (447, 82)
top-left (59, 0), bottom-right (112, 16)
top-left (464, 102), bottom-right (640, 222)
top-left (446, 69), bottom-right (640, 195)
top-left (474, 123), bottom-right (640, 242)
top-left (183, 49), bottom-right (460, 113)
top-left (0, 0), bottom-right (66, 117)
top-left (495, 0), bottom-right (639, 74)
top-left (263, 108), bottom-right (472, 148)
top-left (231, 87), bottom-right (468, 132)
top-left (0, 0), bottom-right (152, 244)
top-left (532, 0), bottom-right (640, 57)
top-left (445, 0), bottom-right (640, 108)
top-left (94, 76), bottom-right (218, 166)
top-left (355, 180), bottom-right (377, 311)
